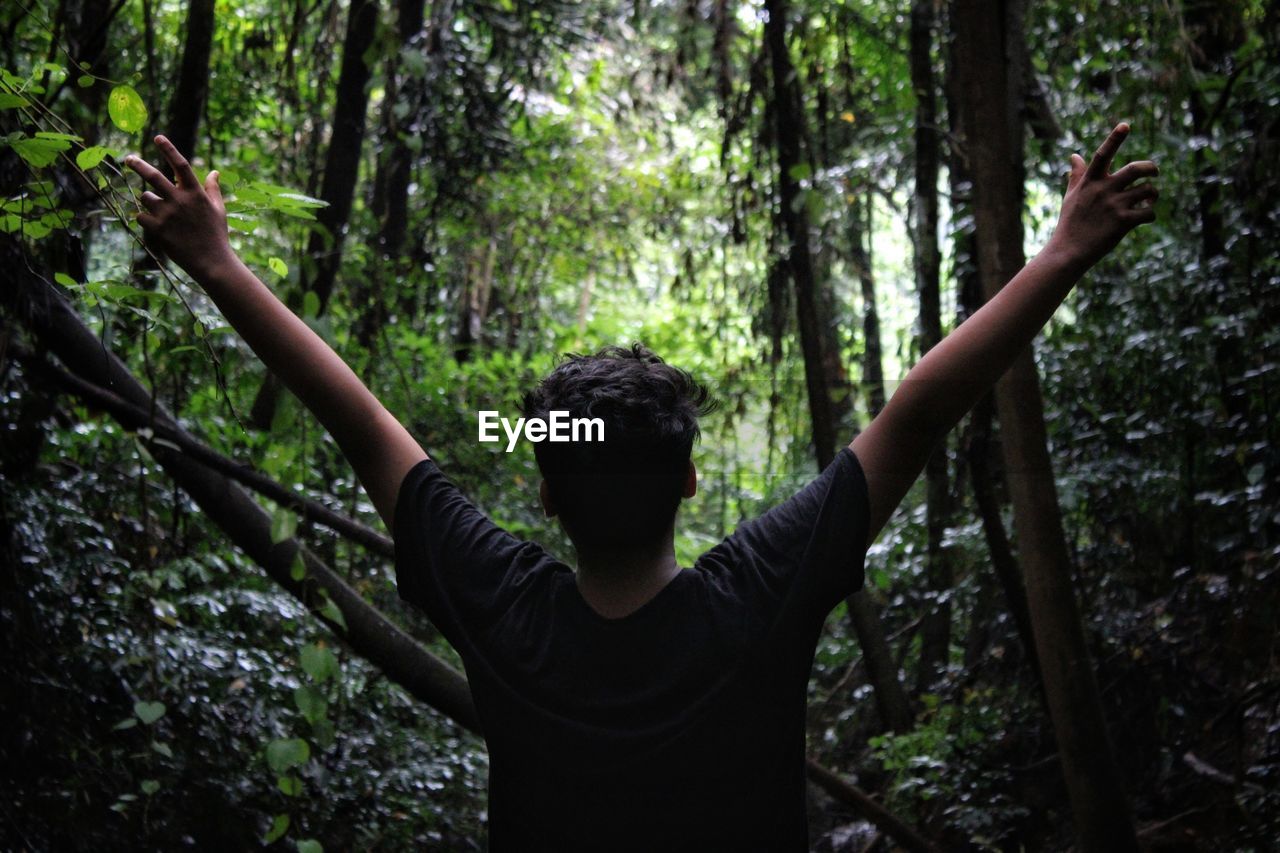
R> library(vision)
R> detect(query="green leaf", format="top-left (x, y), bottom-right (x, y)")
top-left (787, 163), bottom-right (812, 181)
top-left (93, 281), bottom-right (173, 305)
top-left (0, 93), bottom-right (29, 109)
top-left (107, 85), bottom-right (147, 133)
top-left (319, 598), bottom-right (347, 632)
top-left (271, 507), bottom-right (296, 544)
top-left (302, 291), bottom-right (320, 318)
top-left (268, 256), bottom-right (289, 277)
top-left (299, 643), bottom-right (338, 682)
top-left (77, 74), bottom-right (94, 88)
top-left (113, 717), bottom-right (138, 730)
top-left (41, 208), bottom-right (74, 227)
top-left (140, 779), bottom-right (160, 796)
top-left (263, 813), bottom-right (290, 844)
top-left (54, 272), bottom-right (77, 287)
top-left (310, 717), bottom-right (335, 749)
top-left (265, 738), bottom-right (310, 774)
top-left (277, 775), bottom-right (303, 796)
top-left (133, 700), bottom-right (166, 725)
top-left (293, 685), bottom-right (327, 724)
top-left (76, 146), bottom-right (110, 170)
top-left (296, 839), bottom-right (323, 853)
top-left (227, 212), bottom-right (260, 233)
top-left (151, 740), bottom-right (173, 758)
top-left (12, 135), bottom-right (71, 168)
top-left (290, 553), bottom-right (307, 582)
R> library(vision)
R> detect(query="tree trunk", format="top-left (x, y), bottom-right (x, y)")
top-left (945, 27), bottom-right (1040, 686)
top-left (950, 1), bottom-right (1138, 849)
top-left (5, 245), bottom-right (480, 735)
top-left (765, 0), bottom-right (913, 735)
top-left (251, 0), bottom-right (380, 427)
top-left (849, 192), bottom-right (886, 418)
top-left (962, 395), bottom-right (1040, 681)
top-left (163, 0), bottom-right (216, 173)
top-left (764, 0), bottom-right (836, 463)
top-left (910, 0), bottom-right (952, 694)
top-left (358, 0), bottom-right (427, 348)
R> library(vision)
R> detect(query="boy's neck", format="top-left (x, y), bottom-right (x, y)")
top-left (573, 532), bottom-right (681, 619)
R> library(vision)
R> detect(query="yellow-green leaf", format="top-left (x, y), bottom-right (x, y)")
top-left (108, 85), bottom-right (147, 133)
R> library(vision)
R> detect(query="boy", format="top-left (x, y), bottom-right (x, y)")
top-left (124, 124), bottom-right (1156, 850)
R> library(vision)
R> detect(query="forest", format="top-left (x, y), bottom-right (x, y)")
top-left (1, 0), bottom-right (1277, 849)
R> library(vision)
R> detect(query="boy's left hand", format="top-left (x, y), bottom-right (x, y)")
top-left (1048, 122), bottom-right (1159, 269)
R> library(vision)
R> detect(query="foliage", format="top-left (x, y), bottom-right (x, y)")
top-left (1, 0), bottom-right (1277, 849)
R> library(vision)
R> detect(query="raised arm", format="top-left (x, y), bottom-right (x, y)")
top-left (125, 136), bottom-right (426, 531)
top-left (851, 122), bottom-right (1158, 541)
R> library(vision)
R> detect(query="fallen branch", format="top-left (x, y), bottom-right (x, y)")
top-left (13, 342), bottom-right (393, 559)
top-left (806, 758), bottom-right (943, 853)
top-left (5, 248), bottom-right (479, 733)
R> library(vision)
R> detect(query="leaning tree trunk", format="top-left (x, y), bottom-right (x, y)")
top-left (950, 0), bottom-right (1138, 849)
top-left (764, 0), bottom-right (914, 735)
top-left (250, 0), bottom-right (380, 427)
top-left (3, 243), bottom-right (480, 734)
top-left (909, 0), bottom-right (952, 694)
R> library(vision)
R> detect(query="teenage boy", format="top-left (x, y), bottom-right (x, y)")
top-left (124, 123), bottom-right (1156, 850)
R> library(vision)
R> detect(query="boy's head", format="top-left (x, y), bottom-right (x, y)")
top-left (523, 344), bottom-right (714, 552)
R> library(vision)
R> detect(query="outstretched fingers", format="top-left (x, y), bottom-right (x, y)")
top-left (155, 135), bottom-right (199, 188)
top-left (1111, 160), bottom-right (1159, 189)
top-left (1087, 122), bottom-right (1130, 179)
top-left (124, 154), bottom-right (175, 198)
top-left (1119, 182), bottom-right (1159, 208)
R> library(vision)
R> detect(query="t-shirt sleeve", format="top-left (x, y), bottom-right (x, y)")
top-left (393, 458), bottom-right (550, 646)
top-left (701, 447), bottom-right (871, 622)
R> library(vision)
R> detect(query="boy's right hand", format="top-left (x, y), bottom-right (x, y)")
top-left (124, 135), bottom-right (233, 280)
top-left (1046, 122), bottom-right (1160, 270)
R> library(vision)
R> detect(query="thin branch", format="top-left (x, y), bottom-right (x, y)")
top-left (13, 342), bottom-right (394, 558)
top-left (805, 758), bottom-right (943, 853)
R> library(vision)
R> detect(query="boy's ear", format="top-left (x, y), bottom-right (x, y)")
top-left (539, 480), bottom-right (558, 518)
top-left (682, 460), bottom-right (697, 499)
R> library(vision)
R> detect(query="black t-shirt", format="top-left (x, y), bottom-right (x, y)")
top-left (394, 447), bottom-right (870, 851)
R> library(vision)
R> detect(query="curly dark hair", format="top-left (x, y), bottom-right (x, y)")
top-left (522, 343), bottom-right (716, 550)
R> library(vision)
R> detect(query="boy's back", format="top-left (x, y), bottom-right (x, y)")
top-left (394, 448), bottom-right (870, 850)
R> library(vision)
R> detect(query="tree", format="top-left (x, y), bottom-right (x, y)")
top-left (764, 0), bottom-right (914, 735)
top-left (162, 0), bottom-right (215, 174)
top-left (950, 0), bottom-right (1139, 848)
top-left (910, 0), bottom-right (952, 693)
top-left (250, 0), bottom-right (380, 427)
